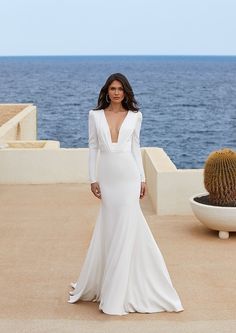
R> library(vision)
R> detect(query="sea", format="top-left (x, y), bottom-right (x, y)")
top-left (0, 55), bottom-right (235, 169)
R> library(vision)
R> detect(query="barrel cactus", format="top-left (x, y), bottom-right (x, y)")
top-left (204, 148), bottom-right (236, 206)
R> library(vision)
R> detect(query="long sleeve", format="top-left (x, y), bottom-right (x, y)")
top-left (131, 111), bottom-right (146, 182)
top-left (88, 110), bottom-right (99, 183)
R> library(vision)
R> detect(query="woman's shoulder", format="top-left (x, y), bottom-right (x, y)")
top-left (130, 110), bottom-right (142, 119)
top-left (89, 109), bottom-right (103, 116)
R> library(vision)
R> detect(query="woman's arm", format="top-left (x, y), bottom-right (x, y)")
top-left (131, 111), bottom-right (146, 182)
top-left (88, 110), bottom-right (99, 183)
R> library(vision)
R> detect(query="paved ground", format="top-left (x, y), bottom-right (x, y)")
top-left (0, 184), bottom-right (235, 333)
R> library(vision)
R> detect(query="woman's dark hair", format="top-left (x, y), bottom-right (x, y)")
top-left (94, 73), bottom-right (139, 112)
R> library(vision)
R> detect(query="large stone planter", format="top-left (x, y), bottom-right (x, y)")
top-left (189, 193), bottom-right (236, 239)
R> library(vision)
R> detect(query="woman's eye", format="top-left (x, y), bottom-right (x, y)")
top-left (110, 87), bottom-right (123, 91)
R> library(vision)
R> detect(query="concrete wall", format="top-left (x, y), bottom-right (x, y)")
top-left (144, 148), bottom-right (205, 215)
top-left (0, 146), bottom-right (205, 215)
top-left (157, 169), bottom-right (204, 215)
top-left (0, 148), bottom-right (87, 184)
top-left (0, 104), bottom-right (37, 141)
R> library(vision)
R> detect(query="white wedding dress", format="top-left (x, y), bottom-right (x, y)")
top-left (68, 109), bottom-right (184, 315)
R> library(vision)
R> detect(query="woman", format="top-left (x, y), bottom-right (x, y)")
top-left (68, 73), bottom-right (184, 316)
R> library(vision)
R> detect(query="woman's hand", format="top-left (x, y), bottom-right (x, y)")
top-left (91, 182), bottom-right (102, 199)
top-left (140, 181), bottom-right (146, 199)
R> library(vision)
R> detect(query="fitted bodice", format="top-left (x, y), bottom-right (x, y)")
top-left (88, 109), bottom-right (145, 182)
top-left (91, 109), bottom-right (138, 153)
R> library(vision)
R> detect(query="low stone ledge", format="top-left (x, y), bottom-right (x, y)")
top-left (0, 140), bottom-right (60, 149)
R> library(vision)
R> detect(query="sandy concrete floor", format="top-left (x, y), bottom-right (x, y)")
top-left (0, 105), bottom-right (28, 126)
top-left (0, 184), bottom-right (235, 333)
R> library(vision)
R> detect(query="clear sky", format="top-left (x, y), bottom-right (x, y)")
top-left (0, 0), bottom-right (235, 56)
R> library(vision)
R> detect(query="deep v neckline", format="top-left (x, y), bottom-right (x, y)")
top-left (102, 109), bottom-right (130, 143)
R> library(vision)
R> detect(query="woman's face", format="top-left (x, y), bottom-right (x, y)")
top-left (107, 80), bottom-right (125, 104)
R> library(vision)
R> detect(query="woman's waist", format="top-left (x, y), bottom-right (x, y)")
top-left (100, 143), bottom-right (132, 154)
top-left (100, 149), bottom-right (132, 154)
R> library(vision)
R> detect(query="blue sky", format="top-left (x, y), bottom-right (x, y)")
top-left (0, 0), bottom-right (235, 56)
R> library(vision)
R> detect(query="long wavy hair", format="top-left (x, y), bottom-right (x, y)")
top-left (94, 73), bottom-right (139, 112)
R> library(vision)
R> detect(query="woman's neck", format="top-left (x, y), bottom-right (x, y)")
top-left (107, 103), bottom-right (124, 113)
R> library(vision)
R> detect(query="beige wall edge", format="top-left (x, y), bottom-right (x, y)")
top-left (0, 104), bottom-right (37, 141)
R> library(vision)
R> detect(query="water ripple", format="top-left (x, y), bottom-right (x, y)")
top-left (0, 56), bottom-right (235, 168)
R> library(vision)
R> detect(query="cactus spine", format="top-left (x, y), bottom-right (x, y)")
top-left (204, 148), bottom-right (236, 206)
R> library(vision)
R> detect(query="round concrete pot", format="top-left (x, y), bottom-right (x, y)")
top-left (189, 193), bottom-right (236, 239)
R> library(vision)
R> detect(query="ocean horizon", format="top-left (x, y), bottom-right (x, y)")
top-left (0, 55), bottom-right (235, 168)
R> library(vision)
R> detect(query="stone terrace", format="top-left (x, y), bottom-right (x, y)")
top-left (0, 184), bottom-right (235, 333)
